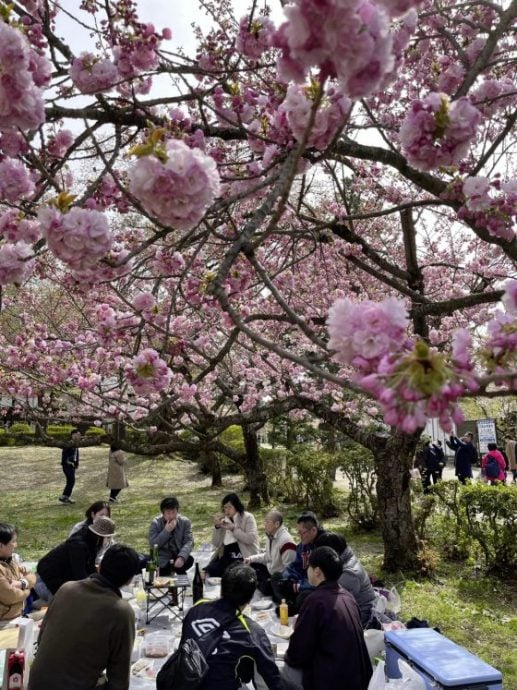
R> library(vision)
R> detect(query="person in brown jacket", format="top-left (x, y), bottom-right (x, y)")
top-left (28, 544), bottom-right (139, 690)
top-left (0, 523), bottom-right (36, 626)
top-left (107, 444), bottom-right (128, 503)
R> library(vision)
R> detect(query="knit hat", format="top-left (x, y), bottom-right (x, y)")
top-left (89, 516), bottom-right (116, 537)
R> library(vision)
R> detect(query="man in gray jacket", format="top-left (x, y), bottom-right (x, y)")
top-left (316, 532), bottom-right (376, 627)
top-left (148, 496), bottom-right (194, 575)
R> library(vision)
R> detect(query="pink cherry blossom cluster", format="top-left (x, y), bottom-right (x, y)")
top-left (399, 93), bottom-right (482, 171)
top-left (0, 20), bottom-right (48, 132)
top-left (133, 292), bottom-right (156, 313)
top-left (212, 85), bottom-right (256, 127)
top-left (373, 334), bottom-right (478, 433)
top-left (272, 0), bottom-right (410, 98)
top-left (0, 131), bottom-right (29, 158)
top-left (459, 177), bottom-right (516, 242)
top-left (0, 210), bottom-right (41, 245)
top-left (375, 0), bottom-right (423, 16)
top-left (125, 348), bottom-right (172, 395)
top-left (70, 52), bottom-right (118, 94)
top-left (112, 23), bottom-right (161, 83)
top-left (327, 296), bottom-right (409, 369)
top-left (38, 206), bottom-right (113, 271)
top-left (503, 279), bottom-right (517, 315)
top-left (84, 174), bottom-right (129, 213)
top-left (236, 15), bottom-right (275, 60)
top-left (471, 78), bottom-right (515, 116)
top-left (280, 83), bottom-right (351, 151)
top-left (0, 241), bottom-right (34, 285)
top-left (128, 139), bottom-right (221, 231)
top-left (480, 280), bottom-right (517, 386)
top-left (151, 248), bottom-right (186, 276)
top-left (482, 312), bottom-right (517, 387)
top-left (70, 247), bottom-right (132, 284)
top-left (327, 296), bottom-right (481, 432)
top-left (47, 129), bottom-right (74, 158)
top-left (0, 157), bottom-right (36, 202)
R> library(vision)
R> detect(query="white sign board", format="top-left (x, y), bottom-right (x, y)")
top-left (476, 418), bottom-right (497, 455)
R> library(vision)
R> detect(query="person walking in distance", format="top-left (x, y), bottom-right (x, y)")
top-left (59, 428), bottom-right (81, 504)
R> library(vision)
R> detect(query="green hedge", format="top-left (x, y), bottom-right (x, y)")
top-left (417, 480), bottom-right (517, 572)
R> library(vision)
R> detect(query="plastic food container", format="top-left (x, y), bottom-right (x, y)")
top-left (142, 631), bottom-right (171, 658)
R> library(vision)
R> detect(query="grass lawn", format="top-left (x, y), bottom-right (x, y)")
top-left (2, 445), bottom-right (516, 685)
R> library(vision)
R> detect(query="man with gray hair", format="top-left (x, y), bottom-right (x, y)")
top-left (245, 509), bottom-right (296, 595)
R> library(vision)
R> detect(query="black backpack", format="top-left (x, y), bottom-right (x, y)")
top-left (485, 454), bottom-right (500, 479)
top-left (156, 610), bottom-right (235, 690)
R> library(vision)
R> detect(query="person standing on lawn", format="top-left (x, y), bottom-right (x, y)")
top-left (107, 444), bottom-right (128, 504)
top-left (59, 428), bottom-right (81, 504)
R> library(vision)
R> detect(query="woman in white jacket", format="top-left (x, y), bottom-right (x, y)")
top-left (205, 493), bottom-right (259, 577)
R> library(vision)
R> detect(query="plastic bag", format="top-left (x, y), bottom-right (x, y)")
top-left (367, 659), bottom-right (426, 690)
top-left (385, 587), bottom-right (401, 614)
top-left (368, 660), bottom-right (387, 690)
top-left (388, 660), bottom-right (426, 689)
top-left (364, 629), bottom-right (385, 661)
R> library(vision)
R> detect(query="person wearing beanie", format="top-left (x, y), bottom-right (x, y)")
top-left (29, 544), bottom-right (139, 690)
top-left (35, 517), bottom-right (116, 598)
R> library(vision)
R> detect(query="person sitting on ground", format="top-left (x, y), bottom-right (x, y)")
top-left (36, 516), bottom-right (116, 599)
top-left (148, 496), bottom-right (194, 575)
top-left (244, 509), bottom-right (297, 596)
top-left (481, 442), bottom-right (507, 484)
top-left (178, 564), bottom-right (283, 690)
top-left (272, 511), bottom-right (325, 611)
top-left (205, 493), bottom-right (259, 578)
top-left (282, 546), bottom-right (372, 690)
top-left (28, 544), bottom-right (140, 690)
top-left (446, 432), bottom-right (477, 484)
top-left (69, 500), bottom-right (111, 536)
top-left (0, 523), bottom-right (36, 627)
top-left (315, 532), bottom-right (376, 628)
top-left (107, 443), bottom-right (128, 504)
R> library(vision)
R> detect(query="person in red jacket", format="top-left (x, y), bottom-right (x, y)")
top-left (481, 443), bottom-right (506, 484)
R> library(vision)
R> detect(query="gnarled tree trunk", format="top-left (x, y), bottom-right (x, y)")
top-left (373, 430), bottom-right (420, 571)
top-left (242, 424), bottom-right (269, 509)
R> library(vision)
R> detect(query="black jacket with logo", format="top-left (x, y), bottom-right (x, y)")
top-left (180, 598), bottom-right (284, 689)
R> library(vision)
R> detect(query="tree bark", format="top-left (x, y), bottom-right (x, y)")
top-left (373, 430), bottom-right (420, 571)
top-left (242, 424), bottom-right (269, 509)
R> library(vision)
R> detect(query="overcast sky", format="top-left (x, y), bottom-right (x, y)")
top-left (57, 1), bottom-right (284, 58)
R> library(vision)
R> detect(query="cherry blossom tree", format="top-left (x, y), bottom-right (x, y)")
top-left (0, 0), bottom-right (515, 569)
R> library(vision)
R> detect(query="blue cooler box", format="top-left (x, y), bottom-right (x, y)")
top-left (385, 628), bottom-right (503, 690)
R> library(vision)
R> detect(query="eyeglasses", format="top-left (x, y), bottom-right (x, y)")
top-left (298, 528), bottom-right (314, 536)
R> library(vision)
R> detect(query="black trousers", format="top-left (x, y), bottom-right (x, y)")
top-left (159, 554), bottom-right (194, 575)
top-left (61, 463), bottom-right (75, 497)
top-left (204, 543), bottom-right (242, 577)
top-left (249, 562), bottom-right (273, 596)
